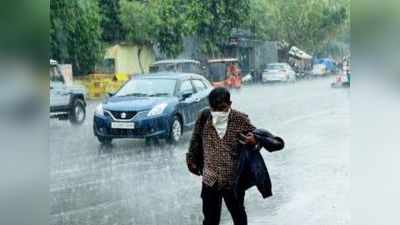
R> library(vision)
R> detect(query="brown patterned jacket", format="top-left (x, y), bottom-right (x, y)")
top-left (187, 109), bottom-right (255, 189)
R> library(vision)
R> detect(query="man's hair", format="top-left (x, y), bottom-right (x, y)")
top-left (208, 87), bottom-right (231, 109)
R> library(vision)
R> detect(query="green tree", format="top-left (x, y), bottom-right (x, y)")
top-left (245, 0), bottom-right (275, 40)
top-left (120, 0), bottom-right (193, 65)
top-left (120, 0), bottom-right (252, 60)
top-left (262, 0), bottom-right (348, 54)
top-left (187, 0), bottom-right (250, 56)
top-left (50, 0), bottom-right (103, 75)
top-left (155, 0), bottom-right (193, 57)
top-left (119, 0), bottom-right (161, 73)
top-left (98, 0), bottom-right (125, 43)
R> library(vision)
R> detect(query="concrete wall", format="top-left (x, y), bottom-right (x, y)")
top-left (105, 44), bottom-right (156, 75)
top-left (254, 41), bottom-right (279, 72)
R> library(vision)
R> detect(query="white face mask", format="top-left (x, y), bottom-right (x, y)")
top-left (211, 110), bottom-right (230, 123)
top-left (211, 109), bottom-right (231, 138)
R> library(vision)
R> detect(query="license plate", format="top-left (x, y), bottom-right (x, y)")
top-left (111, 122), bottom-right (135, 129)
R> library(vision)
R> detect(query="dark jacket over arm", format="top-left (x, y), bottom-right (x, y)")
top-left (253, 129), bottom-right (285, 152)
top-left (234, 128), bottom-right (285, 199)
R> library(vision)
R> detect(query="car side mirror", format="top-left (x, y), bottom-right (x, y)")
top-left (107, 92), bottom-right (115, 98)
top-left (180, 91), bottom-right (193, 101)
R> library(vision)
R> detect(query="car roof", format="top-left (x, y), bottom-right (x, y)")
top-left (133, 72), bottom-right (206, 80)
top-left (267, 63), bottom-right (288, 66)
top-left (151, 59), bottom-right (200, 65)
top-left (208, 58), bottom-right (239, 63)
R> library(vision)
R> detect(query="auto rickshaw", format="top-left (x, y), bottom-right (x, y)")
top-left (206, 58), bottom-right (242, 89)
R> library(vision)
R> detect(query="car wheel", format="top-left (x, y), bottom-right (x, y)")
top-left (167, 116), bottom-right (182, 144)
top-left (70, 98), bottom-right (86, 125)
top-left (97, 136), bottom-right (112, 145)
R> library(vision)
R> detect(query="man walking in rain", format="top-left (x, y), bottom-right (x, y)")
top-left (186, 87), bottom-right (257, 225)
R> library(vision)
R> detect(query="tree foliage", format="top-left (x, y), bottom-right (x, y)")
top-left (187, 0), bottom-right (250, 56)
top-left (252, 0), bottom-right (349, 53)
top-left (119, 0), bottom-right (160, 46)
top-left (99, 0), bottom-right (125, 43)
top-left (119, 0), bottom-right (161, 72)
top-left (50, 0), bottom-right (350, 75)
top-left (119, 0), bottom-right (193, 58)
top-left (156, 0), bottom-right (193, 57)
top-left (50, 0), bottom-right (103, 75)
top-left (245, 0), bottom-right (274, 40)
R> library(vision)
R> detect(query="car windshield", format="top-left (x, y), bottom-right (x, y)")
top-left (149, 64), bottom-right (176, 73)
top-left (49, 66), bottom-right (64, 83)
top-left (266, 64), bottom-right (285, 70)
top-left (115, 78), bottom-right (176, 97)
top-left (208, 63), bottom-right (227, 82)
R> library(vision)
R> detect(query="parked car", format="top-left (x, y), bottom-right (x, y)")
top-left (149, 59), bottom-right (203, 75)
top-left (93, 72), bottom-right (212, 145)
top-left (261, 63), bottom-right (296, 82)
top-left (49, 59), bottom-right (87, 125)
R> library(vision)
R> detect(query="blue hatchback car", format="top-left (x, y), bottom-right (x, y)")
top-left (93, 72), bottom-right (212, 144)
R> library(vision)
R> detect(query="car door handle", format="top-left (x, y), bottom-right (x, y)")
top-left (194, 98), bottom-right (201, 103)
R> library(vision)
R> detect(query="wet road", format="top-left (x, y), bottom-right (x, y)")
top-left (50, 77), bottom-right (350, 225)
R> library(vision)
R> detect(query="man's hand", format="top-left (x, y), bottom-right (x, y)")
top-left (240, 132), bottom-right (257, 145)
top-left (186, 156), bottom-right (201, 176)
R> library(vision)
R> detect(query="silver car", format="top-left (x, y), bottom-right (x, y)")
top-left (262, 63), bottom-right (296, 82)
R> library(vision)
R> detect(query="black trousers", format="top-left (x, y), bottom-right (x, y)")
top-left (201, 183), bottom-right (247, 225)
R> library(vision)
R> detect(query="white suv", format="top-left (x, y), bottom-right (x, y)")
top-left (262, 63), bottom-right (296, 82)
top-left (49, 60), bottom-right (87, 125)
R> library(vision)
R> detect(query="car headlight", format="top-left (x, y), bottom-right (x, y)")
top-left (95, 104), bottom-right (104, 116)
top-left (148, 103), bottom-right (168, 117)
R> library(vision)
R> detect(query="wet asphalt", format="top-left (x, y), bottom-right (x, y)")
top-left (50, 76), bottom-right (350, 225)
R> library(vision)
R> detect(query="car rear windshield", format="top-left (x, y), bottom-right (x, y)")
top-left (149, 64), bottom-right (176, 73)
top-left (266, 64), bottom-right (285, 70)
top-left (208, 63), bottom-right (226, 82)
top-left (150, 62), bottom-right (200, 74)
top-left (115, 78), bottom-right (177, 97)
